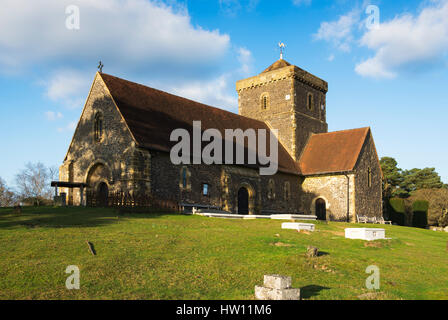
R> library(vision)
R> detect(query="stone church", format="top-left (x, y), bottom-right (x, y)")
top-left (58, 58), bottom-right (382, 221)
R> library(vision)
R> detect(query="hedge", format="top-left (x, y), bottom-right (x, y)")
top-left (387, 198), bottom-right (406, 226)
top-left (412, 200), bottom-right (429, 228)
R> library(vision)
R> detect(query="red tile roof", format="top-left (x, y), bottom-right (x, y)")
top-left (298, 128), bottom-right (370, 176)
top-left (100, 73), bottom-right (300, 175)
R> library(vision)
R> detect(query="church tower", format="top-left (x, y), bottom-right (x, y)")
top-left (236, 59), bottom-right (328, 161)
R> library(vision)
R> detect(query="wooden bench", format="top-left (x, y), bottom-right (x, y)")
top-left (357, 215), bottom-right (391, 225)
top-left (377, 217), bottom-right (392, 225)
top-left (179, 203), bottom-right (222, 214)
top-left (357, 215), bottom-right (368, 223)
top-left (367, 216), bottom-right (377, 224)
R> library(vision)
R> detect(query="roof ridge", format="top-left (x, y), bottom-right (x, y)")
top-left (100, 72), bottom-right (268, 127)
top-left (314, 127), bottom-right (370, 135)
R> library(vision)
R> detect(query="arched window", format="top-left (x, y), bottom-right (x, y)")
top-left (260, 93), bottom-right (270, 110)
top-left (94, 113), bottom-right (103, 142)
top-left (180, 167), bottom-right (191, 190)
top-left (307, 93), bottom-right (314, 110)
top-left (182, 168), bottom-right (187, 188)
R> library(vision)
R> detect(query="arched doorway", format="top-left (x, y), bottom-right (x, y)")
top-left (316, 198), bottom-right (326, 220)
top-left (86, 162), bottom-right (112, 207)
top-left (238, 187), bottom-right (249, 214)
top-left (97, 182), bottom-right (109, 207)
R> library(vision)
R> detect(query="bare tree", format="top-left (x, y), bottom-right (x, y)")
top-left (48, 165), bottom-right (59, 181)
top-left (15, 162), bottom-right (54, 206)
top-left (0, 177), bottom-right (16, 207)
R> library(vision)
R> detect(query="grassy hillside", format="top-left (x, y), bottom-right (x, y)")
top-left (0, 207), bottom-right (447, 300)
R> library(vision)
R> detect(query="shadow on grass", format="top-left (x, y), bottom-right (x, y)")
top-left (0, 206), bottom-right (178, 229)
top-left (300, 285), bottom-right (330, 299)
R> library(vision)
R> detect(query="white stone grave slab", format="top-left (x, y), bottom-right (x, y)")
top-left (271, 214), bottom-right (317, 221)
top-left (282, 222), bottom-right (315, 232)
top-left (345, 228), bottom-right (386, 241)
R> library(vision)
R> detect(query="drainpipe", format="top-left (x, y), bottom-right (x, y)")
top-left (344, 174), bottom-right (350, 222)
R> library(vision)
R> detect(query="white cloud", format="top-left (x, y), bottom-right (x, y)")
top-left (314, 10), bottom-right (360, 52)
top-left (42, 46), bottom-right (251, 113)
top-left (0, 0), bottom-right (235, 113)
top-left (169, 74), bottom-right (237, 110)
top-left (355, 0), bottom-right (448, 78)
top-left (161, 47), bottom-right (254, 111)
top-left (237, 47), bottom-right (253, 75)
top-left (42, 69), bottom-right (92, 109)
top-left (355, 55), bottom-right (396, 79)
top-left (327, 54), bottom-right (335, 62)
top-left (0, 0), bottom-right (230, 72)
top-left (0, 1), bottom-right (259, 115)
top-left (45, 111), bottom-right (63, 121)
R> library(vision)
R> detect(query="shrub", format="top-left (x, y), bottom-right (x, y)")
top-left (412, 200), bottom-right (429, 228)
top-left (387, 198), bottom-right (406, 225)
top-left (21, 197), bottom-right (54, 207)
top-left (408, 189), bottom-right (448, 226)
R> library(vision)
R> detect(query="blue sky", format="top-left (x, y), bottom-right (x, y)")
top-left (0, 0), bottom-right (447, 187)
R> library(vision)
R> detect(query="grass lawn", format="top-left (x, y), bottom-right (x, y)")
top-left (0, 206), bottom-right (447, 300)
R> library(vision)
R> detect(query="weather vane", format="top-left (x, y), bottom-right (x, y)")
top-left (98, 61), bottom-right (104, 73)
top-left (278, 42), bottom-right (286, 60)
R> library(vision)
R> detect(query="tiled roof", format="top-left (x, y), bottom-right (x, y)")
top-left (100, 73), bottom-right (300, 175)
top-left (298, 127), bottom-right (370, 175)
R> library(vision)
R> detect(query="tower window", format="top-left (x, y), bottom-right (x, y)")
top-left (94, 113), bottom-right (103, 142)
top-left (307, 93), bottom-right (314, 110)
top-left (202, 183), bottom-right (209, 196)
top-left (260, 93), bottom-right (270, 110)
top-left (320, 98), bottom-right (326, 120)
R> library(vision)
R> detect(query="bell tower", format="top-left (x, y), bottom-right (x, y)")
top-left (236, 58), bottom-right (329, 161)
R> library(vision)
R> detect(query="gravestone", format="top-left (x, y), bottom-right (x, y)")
top-left (282, 222), bottom-right (315, 232)
top-left (306, 246), bottom-right (319, 257)
top-left (345, 228), bottom-right (386, 241)
top-left (255, 275), bottom-right (300, 300)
